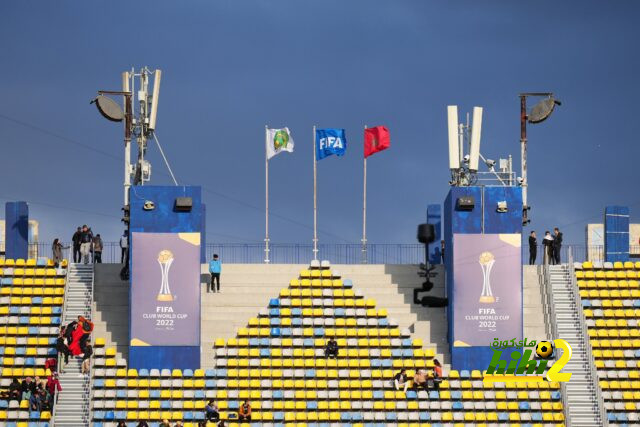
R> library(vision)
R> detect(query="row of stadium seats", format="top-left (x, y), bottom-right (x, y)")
top-left (576, 262), bottom-right (640, 423)
top-left (0, 258), bottom-right (66, 267)
top-left (91, 267), bottom-right (565, 425)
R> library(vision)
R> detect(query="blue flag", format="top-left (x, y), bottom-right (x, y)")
top-left (316, 128), bottom-right (347, 160)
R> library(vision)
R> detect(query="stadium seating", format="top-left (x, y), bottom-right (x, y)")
top-left (91, 265), bottom-right (565, 426)
top-left (575, 261), bottom-right (640, 425)
top-left (0, 257), bottom-right (67, 426)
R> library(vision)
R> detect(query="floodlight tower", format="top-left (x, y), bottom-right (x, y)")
top-left (519, 93), bottom-right (561, 225)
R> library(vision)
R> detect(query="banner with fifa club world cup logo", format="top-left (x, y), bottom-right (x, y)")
top-left (452, 233), bottom-right (522, 347)
top-left (130, 232), bottom-right (201, 347)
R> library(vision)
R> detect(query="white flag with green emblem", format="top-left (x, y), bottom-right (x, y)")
top-left (266, 127), bottom-right (294, 160)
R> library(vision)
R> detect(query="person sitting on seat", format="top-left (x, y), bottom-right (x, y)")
top-left (394, 369), bottom-right (410, 393)
top-left (238, 399), bottom-right (252, 421)
top-left (205, 400), bottom-right (220, 422)
top-left (413, 368), bottom-right (429, 391)
top-left (433, 359), bottom-right (443, 390)
top-left (324, 337), bottom-right (338, 359)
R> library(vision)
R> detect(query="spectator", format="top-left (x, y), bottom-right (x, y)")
top-left (238, 399), bottom-right (252, 421)
top-left (44, 358), bottom-right (57, 374)
top-left (174, 422), bottom-right (183, 427)
top-left (69, 316), bottom-right (87, 356)
top-left (197, 423), bottom-right (206, 427)
top-left (29, 390), bottom-right (42, 411)
top-left (120, 230), bottom-right (129, 264)
top-left (52, 238), bottom-right (67, 268)
top-left (217, 422), bottom-right (226, 427)
top-left (433, 359), bottom-right (443, 390)
top-left (64, 321), bottom-right (77, 346)
top-left (205, 400), bottom-right (220, 422)
top-left (413, 368), bottom-right (429, 391)
top-left (440, 240), bottom-right (445, 264)
top-left (136, 422), bottom-right (149, 427)
top-left (79, 316), bottom-right (94, 350)
top-left (117, 422), bottom-right (127, 427)
top-left (394, 369), bottom-right (410, 393)
top-left (79, 225), bottom-right (93, 264)
top-left (160, 419), bottom-right (171, 427)
top-left (543, 231), bottom-right (554, 265)
top-left (56, 328), bottom-right (70, 372)
top-left (324, 337), bottom-right (338, 359)
top-left (46, 372), bottom-right (61, 407)
top-left (8, 378), bottom-right (21, 402)
top-left (209, 254), bottom-right (222, 293)
top-left (92, 234), bottom-right (103, 263)
top-left (553, 227), bottom-right (563, 264)
top-left (81, 339), bottom-right (93, 375)
top-left (72, 227), bottom-right (82, 263)
top-left (21, 377), bottom-right (35, 400)
top-left (529, 231), bottom-right (537, 265)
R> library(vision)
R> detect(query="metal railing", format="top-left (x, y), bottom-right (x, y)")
top-left (541, 260), bottom-right (570, 425)
top-left (567, 247), bottom-right (608, 426)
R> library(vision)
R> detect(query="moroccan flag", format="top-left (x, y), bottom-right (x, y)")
top-left (266, 127), bottom-right (295, 160)
top-left (364, 126), bottom-right (390, 158)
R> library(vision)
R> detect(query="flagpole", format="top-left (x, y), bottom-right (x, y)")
top-left (362, 125), bottom-right (368, 264)
top-left (313, 125), bottom-right (318, 261)
top-left (264, 125), bottom-right (270, 264)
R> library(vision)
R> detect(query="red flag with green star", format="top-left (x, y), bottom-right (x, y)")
top-left (364, 126), bottom-right (390, 158)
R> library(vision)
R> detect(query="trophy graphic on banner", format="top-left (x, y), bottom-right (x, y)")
top-left (157, 250), bottom-right (174, 302)
top-left (478, 251), bottom-right (496, 303)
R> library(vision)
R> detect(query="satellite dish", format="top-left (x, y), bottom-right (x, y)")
top-left (528, 97), bottom-right (558, 124)
top-left (93, 95), bottom-right (124, 122)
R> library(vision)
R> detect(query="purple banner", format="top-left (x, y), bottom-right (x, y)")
top-left (131, 232), bottom-right (200, 347)
top-left (453, 234), bottom-right (522, 347)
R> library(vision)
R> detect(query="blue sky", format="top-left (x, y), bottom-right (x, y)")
top-left (1, 1), bottom-right (639, 245)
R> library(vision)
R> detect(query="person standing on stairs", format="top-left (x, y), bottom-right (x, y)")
top-left (209, 254), bottom-right (222, 293)
top-left (81, 339), bottom-right (93, 375)
top-left (553, 227), bottom-right (563, 264)
top-left (120, 230), bottom-right (129, 264)
top-left (92, 233), bottom-right (103, 263)
top-left (79, 225), bottom-right (93, 265)
top-left (72, 227), bottom-right (82, 263)
top-left (528, 231), bottom-right (537, 265)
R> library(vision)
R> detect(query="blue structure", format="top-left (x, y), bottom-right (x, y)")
top-left (4, 202), bottom-right (29, 260)
top-left (200, 203), bottom-right (207, 263)
top-left (128, 185), bottom-right (202, 369)
top-left (604, 206), bottom-right (629, 262)
top-left (443, 186), bottom-right (523, 370)
top-left (427, 204), bottom-right (442, 264)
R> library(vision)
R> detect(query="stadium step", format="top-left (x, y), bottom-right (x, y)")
top-left (53, 263), bottom-right (93, 427)
top-left (546, 264), bottom-right (605, 426)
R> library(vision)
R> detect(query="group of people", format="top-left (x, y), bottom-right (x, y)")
top-left (528, 227), bottom-right (563, 265)
top-left (3, 372), bottom-right (61, 411)
top-left (115, 420), bottom-right (226, 427)
top-left (394, 359), bottom-right (443, 393)
top-left (71, 225), bottom-right (104, 264)
top-left (55, 316), bottom-right (94, 374)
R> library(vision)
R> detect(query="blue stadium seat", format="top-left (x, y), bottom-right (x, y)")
top-left (307, 401), bottom-right (318, 410)
top-left (452, 401), bottom-right (463, 410)
top-left (498, 413), bottom-right (509, 422)
top-left (343, 279), bottom-right (353, 288)
top-left (270, 318), bottom-right (281, 326)
top-left (531, 413), bottom-right (543, 421)
top-left (249, 338), bottom-right (259, 346)
top-left (270, 308), bottom-right (280, 316)
top-left (292, 308), bottom-right (302, 316)
top-left (519, 401), bottom-right (530, 410)
top-left (419, 413), bottom-right (431, 421)
top-left (406, 390), bottom-right (417, 399)
top-left (270, 327), bottom-right (281, 337)
top-left (205, 380), bottom-right (216, 388)
top-left (138, 369), bottom-right (149, 377)
top-left (269, 298), bottom-right (279, 307)
top-left (385, 413), bottom-right (397, 421)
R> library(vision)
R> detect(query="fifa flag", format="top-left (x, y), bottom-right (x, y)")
top-left (266, 127), bottom-right (294, 160)
top-left (316, 128), bottom-right (347, 160)
top-left (364, 126), bottom-right (390, 158)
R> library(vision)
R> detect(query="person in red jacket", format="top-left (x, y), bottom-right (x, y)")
top-left (46, 372), bottom-right (62, 408)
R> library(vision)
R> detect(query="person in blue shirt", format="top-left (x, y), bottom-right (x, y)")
top-left (208, 254), bottom-right (222, 293)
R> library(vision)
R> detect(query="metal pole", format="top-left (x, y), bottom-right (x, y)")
top-left (520, 95), bottom-right (528, 224)
top-left (122, 72), bottom-right (131, 207)
top-left (362, 126), bottom-right (368, 264)
top-left (313, 125), bottom-right (318, 261)
top-left (265, 125), bottom-right (270, 263)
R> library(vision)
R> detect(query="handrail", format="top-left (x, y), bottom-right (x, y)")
top-left (567, 247), bottom-right (608, 426)
top-left (87, 261), bottom-right (95, 425)
top-left (52, 258), bottom-right (70, 423)
top-left (541, 261), bottom-right (570, 425)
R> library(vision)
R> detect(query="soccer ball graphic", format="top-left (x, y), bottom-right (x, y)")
top-left (536, 340), bottom-right (554, 359)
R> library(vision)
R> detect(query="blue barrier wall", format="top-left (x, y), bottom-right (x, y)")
top-left (427, 204), bottom-right (442, 264)
top-left (605, 206), bottom-right (629, 262)
top-left (4, 202), bottom-right (29, 260)
top-left (129, 185), bottom-right (202, 369)
top-left (201, 203), bottom-right (207, 264)
top-left (444, 186), bottom-right (523, 370)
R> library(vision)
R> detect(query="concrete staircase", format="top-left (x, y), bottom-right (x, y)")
top-left (93, 264), bottom-right (130, 361)
top-left (53, 263), bottom-right (92, 427)
top-left (523, 265), bottom-right (550, 341)
top-left (200, 263), bottom-right (450, 368)
top-left (548, 264), bottom-right (605, 427)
